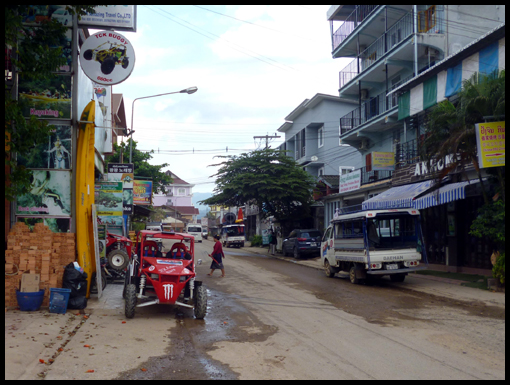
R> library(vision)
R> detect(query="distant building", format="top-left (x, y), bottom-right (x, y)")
top-left (153, 171), bottom-right (199, 223)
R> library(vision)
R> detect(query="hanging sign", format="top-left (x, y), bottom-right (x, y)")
top-left (80, 31), bottom-right (135, 85)
top-left (475, 121), bottom-right (505, 168)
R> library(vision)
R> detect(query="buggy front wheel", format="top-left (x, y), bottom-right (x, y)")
top-left (125, 284), bottom-right (137, 318)
top-left (194, 285), bottom-right (207, 319)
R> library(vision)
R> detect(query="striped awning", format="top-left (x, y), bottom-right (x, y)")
top-left (362, 180), bottom-right (433, 210)
top-left (413, 180), bottom-right (479, 210)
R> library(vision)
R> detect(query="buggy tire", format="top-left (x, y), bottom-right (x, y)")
top-left (125, 284), bottom-right (137, 319)
top-left (107, 249), bottom-right (129, 271)
top-left (194, 285), bottom-right (207, 319)
top-left (101, 57), bottom-right (116, 75)
top-left (83, 49), bottom-right (93, 60)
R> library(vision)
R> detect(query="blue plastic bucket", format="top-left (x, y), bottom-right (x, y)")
top-left (16, 289), bottom-right (45, 311)
top-left (49, 288), bottom-right (72, 314)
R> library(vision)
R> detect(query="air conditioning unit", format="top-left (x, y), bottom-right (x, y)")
top-left (359, 139), bottom-right (368, 150)
top-left (360, 89), bottom-right (369, 100)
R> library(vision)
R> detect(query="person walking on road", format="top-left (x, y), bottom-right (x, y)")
top-left (208, 234), bottom-right (225, 277)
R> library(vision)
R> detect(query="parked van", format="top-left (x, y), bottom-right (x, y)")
top-left (321, 208), bottom-right (427, 284)
top-left (221, 224), bottom-right (245, 248)
top-left (186, 223), bottom-right (203, 243)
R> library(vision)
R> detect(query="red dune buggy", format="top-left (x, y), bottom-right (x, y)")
top-left (123, 230), bottom-right (207, 319)
top-left (106, 232), bottom-right (133, 271)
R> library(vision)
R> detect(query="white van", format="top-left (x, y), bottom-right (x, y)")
top-left (186, 223), bottom-right (203, 243)
top-left (321, 208), bottom-right (427, 284)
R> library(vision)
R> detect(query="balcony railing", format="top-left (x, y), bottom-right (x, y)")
top-left (395, 139), bottom-right (420, 168)
top-left (332, 5), bottom-right (380, 52)
top-left (360, 166), bottom-right (393, 185)
top-left (340, 89), bottom-right (398, 134)
top-left (338, 10), bottom-right (414, 89)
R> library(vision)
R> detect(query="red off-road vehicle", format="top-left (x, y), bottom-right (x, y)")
top-left (123, 230), bottom-right (207, 319)
top-left (106, 232), bottom-right (133, 271)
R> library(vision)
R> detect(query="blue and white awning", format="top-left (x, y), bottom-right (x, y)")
top-left (362, 180), bottom-right (433, 210)
top-left (413, 180), bottom-right (479, 210)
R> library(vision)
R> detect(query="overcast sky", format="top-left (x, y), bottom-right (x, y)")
top-left (111, 5), bottom-right (351, 193)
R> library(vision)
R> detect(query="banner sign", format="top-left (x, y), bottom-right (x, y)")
top-left (340, 169), bottom-right (361, 193)
top-left (133, 180), bottom-right (153, 205)
top-left (372, 152), bottom-right (395, 171)
top-left (107, 163), bottom-right (134, 215)
top-left (475, 121), bottom-right (505, 168)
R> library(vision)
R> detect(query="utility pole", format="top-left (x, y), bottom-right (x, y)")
top-left (253, 134), bottom-right (281, 149)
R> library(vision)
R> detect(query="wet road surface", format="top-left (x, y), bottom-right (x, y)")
top-left (115, 242), bottom-right (505, 380)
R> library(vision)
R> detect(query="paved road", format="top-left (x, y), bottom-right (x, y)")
top-left (116, 240), bottom-right (505, 380)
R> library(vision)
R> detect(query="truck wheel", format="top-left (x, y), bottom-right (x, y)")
top-left (390, 273), bottom-right (406, 283)
top-left (125, 284), bottom-right (137, 318)
top-left (107, 249), bottom-right (129, 271)
top-left (324, 260), bottom-right (336, 278)
top-left (349, 265), bottom-right (361, 284)
top-left (194, 285), bottom-right (207, 319)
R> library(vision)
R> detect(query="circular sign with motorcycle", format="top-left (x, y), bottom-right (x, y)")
top-left (79, 31), bottom-right (135, 85)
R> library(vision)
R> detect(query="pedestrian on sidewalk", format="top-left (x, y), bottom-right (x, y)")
top-left (208, 234), bottom-right (225, 277)
top-left (268, 228), bottom-right (277, 255)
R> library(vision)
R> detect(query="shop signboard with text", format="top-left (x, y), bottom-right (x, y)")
top-left (340, 169), bottom-right (361, 193)
top-left (475, 121), bottom-right (505, 168)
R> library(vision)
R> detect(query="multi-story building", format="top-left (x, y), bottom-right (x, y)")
top-left (276, 94), bottom-right (362, 231)
top-left (326, 5), bottom-right (505, 273)
top-left (153, 171), bottom-right (199, 224)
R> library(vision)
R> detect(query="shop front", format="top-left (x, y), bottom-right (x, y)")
top-left (382, 160), bottom-right (493, 274)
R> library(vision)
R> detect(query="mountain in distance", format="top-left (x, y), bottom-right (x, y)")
top-left (192, 192), bottom-right (213, 219)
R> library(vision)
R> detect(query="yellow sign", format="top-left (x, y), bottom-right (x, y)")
top-left (475, 121), bottom-right (505, 168)
top-left (372, 152), bottom-right (395, 171)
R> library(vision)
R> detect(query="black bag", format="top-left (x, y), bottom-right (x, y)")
top-left (62, 262), bottom-right (88, 298)
top-left (67, 296), bottom-right (88, 310)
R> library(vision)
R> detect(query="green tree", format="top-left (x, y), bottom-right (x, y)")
top-left (200, 149), bottom-right (316, 224)
top-left (105, 139), bottom-right (172, 196)
top-left (5, 5), bottom-right (101, 201)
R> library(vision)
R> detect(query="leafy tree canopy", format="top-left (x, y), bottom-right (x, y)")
top-left (105, 139), bottom-right (172, 196)
top-left (200, 149), bottom-right (316, 223)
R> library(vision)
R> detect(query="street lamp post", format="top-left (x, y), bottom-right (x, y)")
top-left (128, 86), bottom-right (198, 163)
top-left (125, 86), bottom-right (197, 232)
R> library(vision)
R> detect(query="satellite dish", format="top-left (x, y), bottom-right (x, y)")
top-left (223, 212), bottom-right (236, 225)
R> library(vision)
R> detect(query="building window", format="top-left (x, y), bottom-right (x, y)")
top-left (318, 126), bottom-right (324, 148)
top-left (318, 167), bottom-right (325, 176)
top-left (178, 188), bottom-right (185, 195)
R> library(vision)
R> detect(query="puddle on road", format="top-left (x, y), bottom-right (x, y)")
top-left (114, 285), bottom-right (276, 380)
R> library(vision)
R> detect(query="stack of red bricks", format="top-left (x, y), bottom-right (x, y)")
top-left (5, 222), bottom-right (77, 308)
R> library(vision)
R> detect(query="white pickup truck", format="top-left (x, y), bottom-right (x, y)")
top-left (221, 224), bottom-right (245, 248)
top-left (321, 208), bottom-right (427, 284)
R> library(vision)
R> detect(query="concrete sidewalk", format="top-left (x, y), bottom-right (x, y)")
top-left (242, 242), bottom-right (505, 309)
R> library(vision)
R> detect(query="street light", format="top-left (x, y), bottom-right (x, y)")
top-left (129, 86), bottom-right (198, 163)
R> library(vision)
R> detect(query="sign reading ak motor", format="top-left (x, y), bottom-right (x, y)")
top-left (80, 31), bottom-right (135, 85)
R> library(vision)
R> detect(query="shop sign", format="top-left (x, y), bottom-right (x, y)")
top-left (80, 31), bottom-right (135, 86)
top-left (107, 163), bottom-right (134, 215)
top-left (133, 180), bottom-right (153, 205)
top-left (78, 5), bottom-right (137, 32)
top-left (340, 169), bottom-right (361, 193)
top-left (372, 152), bottom-right (395, 171)
top-left (414, 154), bottom-right (457, 177)
top-left (475, 121), bottom-right (505, 168)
